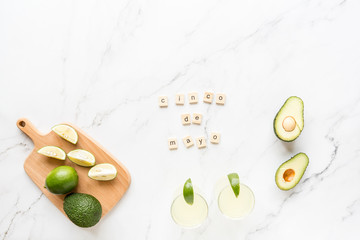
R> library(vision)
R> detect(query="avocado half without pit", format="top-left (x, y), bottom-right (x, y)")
top-left (274, 96), bottom-right (304, 142)
top-left (275, 153), bottom-right (309, 191)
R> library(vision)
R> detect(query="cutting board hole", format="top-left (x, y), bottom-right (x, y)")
top-left (19, 121), bottom-right (26, 127)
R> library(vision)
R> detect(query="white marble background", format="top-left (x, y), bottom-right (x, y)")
top-left (1, 0), bottom-right (360, 239)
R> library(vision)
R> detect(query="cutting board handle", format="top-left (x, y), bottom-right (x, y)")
top-left (17, 118), bottom-right (43, 144)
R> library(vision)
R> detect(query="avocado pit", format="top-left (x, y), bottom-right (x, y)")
top-left (282, 116), bottom-right (296, 132)
top-left (283, 169), bottom-right (295, 182)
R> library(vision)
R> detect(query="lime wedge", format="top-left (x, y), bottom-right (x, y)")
top-left (88, 163), bottom-right (117, 181)
top-left (67, 149), bottom-right (95, 167)
top-left (183, 178), bottom-right (194, 205)
top-left (37, 146), bottom-right (66, 160)
top-left (52, 124), bottom-right (78, 144)
top-left (227, 173), bottom-right (240, 198)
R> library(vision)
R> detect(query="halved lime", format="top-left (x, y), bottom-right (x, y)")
top-left (227, 173), bottom-right (240, 198)
top-left (183, 178), bottom-right (194, 205)
top-left (88, 163), bottom-right (117, 181)
top-left (52, 124), bottom-right (78, 144)
top-left (67, 149), bottom-right (95, 167)
top-left (38, 146), bottom-right (66, 160)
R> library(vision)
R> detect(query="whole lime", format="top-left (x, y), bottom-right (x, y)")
top-left (63, 193), bottom-right (102, 228)
top-left (45, 166), bottom-right (78, 194)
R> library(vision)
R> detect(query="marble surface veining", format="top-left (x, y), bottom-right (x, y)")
top-left (1, 0), bottom-right (360, 239)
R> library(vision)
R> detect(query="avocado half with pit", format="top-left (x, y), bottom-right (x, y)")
top-left (275, 153), bottom-right (309, 191)
top-left (273, 96), bottom-right (304, 142)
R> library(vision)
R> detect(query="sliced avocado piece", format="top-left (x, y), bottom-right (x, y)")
top-left (275, 153), bottom-right (309, 191)
top-left (273, 96), bottom-right (304, 142)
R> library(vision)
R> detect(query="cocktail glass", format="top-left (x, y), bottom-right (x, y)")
top-left (170, 180), bottom-right (208, 228)
top-left (215, 175), bottom-right (255, 219)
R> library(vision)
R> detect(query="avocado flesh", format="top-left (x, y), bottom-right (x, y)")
top-left (274, 96), bottom-right (304, 142)
top-left (275, 153), bottom-right (309, 190)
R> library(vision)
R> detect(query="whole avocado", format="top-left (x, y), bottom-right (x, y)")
top-left (63, 193), bottom-right (102, 228)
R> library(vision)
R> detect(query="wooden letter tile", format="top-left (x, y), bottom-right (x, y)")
top-left (175, 94), bottom-right (185, 105)
top-left (188, 92), bottom-right (198, 104)
top-left (192, 113), bottom-right (203, 125)
top-left (158, 96), bottom-right (168, 107)
top-left (215, 94), bottom-right (226, 105)
top-left (168, 138), bottom-right (178, 150)
top-left (203, 92), bottom-right (214, 104)
top-left (182, 136), bottom-right (194, 148)
top-left (181, 114), bottom-right (191, 125)
top-left (196, 137), bottom-right (206, 149)
top-left (210, 133), bottom-right (221, 144)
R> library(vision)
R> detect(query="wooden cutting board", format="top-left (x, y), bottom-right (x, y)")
top-left (17, 118), bottom-right (131, 218)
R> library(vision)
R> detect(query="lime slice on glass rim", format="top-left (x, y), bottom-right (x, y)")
top-left (227, 173), bottom-right (240, 198)
top-left (52, 124), bottom-right (78, 144)
top-left (67, 149), bottom-right (95, 167)
top-left (183, 178), bottom-right (194, 205)
top-left (88, 163), bottom-right (117, 181)
top-left (37, 146), bottom-right (66, 160)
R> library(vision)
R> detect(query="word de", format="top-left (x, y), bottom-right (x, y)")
top-left (181, 113), bottom-right (203, 125)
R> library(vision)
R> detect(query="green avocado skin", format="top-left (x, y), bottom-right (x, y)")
top-left (63, 193), bottom-right (102, 228)
top-left (273, 96), bottom-right (304, 142)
